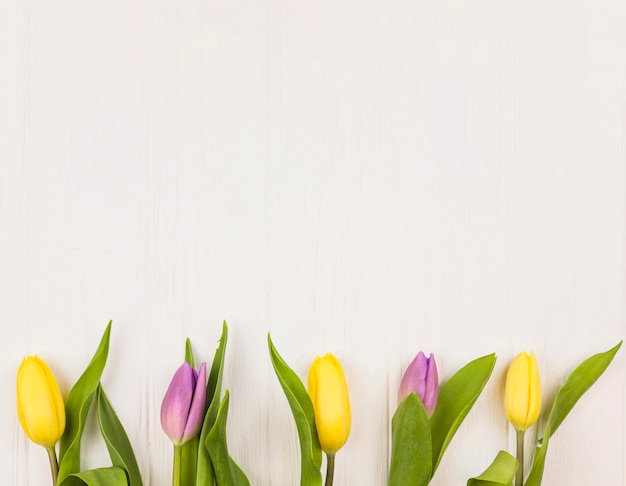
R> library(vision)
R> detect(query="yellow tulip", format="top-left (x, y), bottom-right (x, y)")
top-left (505, 351), bottom-right (542, 432)
top-left (307, 353), bottom-right (351, 454)
top-left (16, 356), bottom-right (66, 447)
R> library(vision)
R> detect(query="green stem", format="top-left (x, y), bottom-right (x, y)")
top-left (46, 446), bottom-right (58, 486)
top-left (325, 453), bottom-right (335, 486)
top-left (173, 444), bottom-right (182, 486)
top-left (515, 430), bottom-right (524, 486)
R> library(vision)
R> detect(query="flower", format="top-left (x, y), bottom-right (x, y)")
top-left (160, 362), bottom-right (207, 445)
top-left (16, 356), bottom-right (66, 447)
top-left (397, 351), bottom-right (439, 416)
top-left (307, 353), bottom-right (351, 454)
top-left (505, 351), bottom-right (542, 432)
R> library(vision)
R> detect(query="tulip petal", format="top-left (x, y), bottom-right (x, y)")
top-left (525, 352), bottom-right (541, 429)
top-left (398, 352), bottom-right (426, 404)
top-left (182, 362), bottom-right (207, 442)
top-left (423, 354), bottom-right (439, 415)
top-left (161, 362), bottom-right (196, 443)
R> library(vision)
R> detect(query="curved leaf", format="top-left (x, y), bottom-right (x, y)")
top-left (59, 322), bottom-right (112, 481)
top-left (525, 341), bottom-right (622, 486)
top-left (467, 450), bottom-right (517, 486)
top-left (268, 334), bottom-right (322, 486)
top-left (430, 353), bottom-right (496, 474)
top-left (388, 393), bottom-right (432, 486)
top-left (61, 467), bottom-right (128, 485)
top-left (196, 321), bottom-right (229, 486)
top-left (205, 390), bottom-right (250, 486)
top-left (97, 385), bottom-right (143, 486)
top-left (546, 341), bottom-right (622, 436)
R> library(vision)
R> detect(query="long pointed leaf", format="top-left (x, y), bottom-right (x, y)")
top-left (546, 341), bottom-right (622, 436)
top-left (59, 322), bottom-right (112, 481)
top-left (182, 338), bottom-right (198, 486)
top-left (467, 450), bottom-right (518, 486)
top-left (196, 321), bottom-right (229, 486)
top-left (268, 334), bottom-right (322, 486)
top-left (525, 341), bottom-right (622, 486)
top-left (430, 353), bottom-right (496, 474)
top-left (388, 393), bottom-right (432, 486)
top-left (205, 390), bottom-right (250, 486)
top-left (97, 385), bottom-right (143, 486)
top-left (185, 338), bottom-right (195, 368)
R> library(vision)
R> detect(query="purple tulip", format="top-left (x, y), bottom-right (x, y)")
top-left (160, 362), bottom-right (207, 445)
top-left (398, 352), bottom-right (439, 417)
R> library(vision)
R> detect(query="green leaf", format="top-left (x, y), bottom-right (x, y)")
top-left (430, 353), bottom-right (497, 474)
top-left (268, 334), bottom-right (322, 486)
top-left (182, 338), bottom-right (198, 486)
top-left (467, 450), bottom-right (518, 486)
top-left (205, 390), bottom-right (250, 486)
top-left (229, 457), bottom-right (250, 486)
top-left (96, 385), bottom-right (143, 486)
top-left (185, 338), bottom-right (195, 369)
top-left (388, 393), bottom-right (432, 486)
top-left (525, 341), bottom-right (622, 486)
top-left (59, 321), bottom-right (113, 482)
top-left (196, 321), bottom-right (229, 486)
top-left (61, 467), bottom-right (129, 486)
top-left (546, 341), bottom-right (622, 436)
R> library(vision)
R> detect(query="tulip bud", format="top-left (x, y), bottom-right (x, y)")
top-left (16, 356), bottom-right (66, 447)
top-left (161, 362), bottom-right (207, 445)
top-left (307, 353), bottom-right (351, 454)
top-left (397, 351), bottom-right (439, 417)
top-left (505, 351), bottom-right (542, 432)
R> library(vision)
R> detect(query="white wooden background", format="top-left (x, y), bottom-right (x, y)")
top-left (1, 0), bottom-right (625, 484)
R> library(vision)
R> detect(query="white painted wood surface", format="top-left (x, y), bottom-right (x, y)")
top-left (1, 0), bottom-right (625, 484)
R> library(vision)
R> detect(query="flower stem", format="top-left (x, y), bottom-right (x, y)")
top-left (46, 446), bottom-right (58, 486)
top-left (515, 429), bottom-right (524, 486)
top-left (325, 453), bottom-right (335, 486)
top-left (173, 444), bottom-right (182, 486)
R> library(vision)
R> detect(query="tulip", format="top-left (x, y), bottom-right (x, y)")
top-left (505, 351), bottom-right (541, 486)
top-left (161, 361), bottom-right (207, 445)
top-left (161, 362), bottom-right (207, 486)
top-left (505, 351), bottom-right (541, 432)
top-left (16, 355), bottom-right (66, 486)
top-left (397, 351), bottom-right (439, 417)
top-left (16, 356), bottom-right (66, 447)
top-left (308, 353), bottom-right (351, 486)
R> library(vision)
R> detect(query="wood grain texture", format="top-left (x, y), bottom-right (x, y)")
top-left (1, 0), bottom-right (624, 484)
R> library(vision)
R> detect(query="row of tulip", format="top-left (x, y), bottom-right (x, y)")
top-left (16, 321), bottom-right (621, 486)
